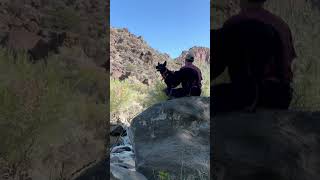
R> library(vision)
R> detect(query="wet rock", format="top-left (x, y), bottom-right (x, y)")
top-left (110, 151), bottom-right (135, 167)
top-left (112, 163), bottom-right (135, 170)
top-left (110, 125), bottom-right (127, 136)
top-left (111, 146), bottom-right (132, 153)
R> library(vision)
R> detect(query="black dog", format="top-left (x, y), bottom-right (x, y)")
top-left (156, 61), bottom-right (201, 98)
top-left (155, 61), bottom-right (179, 90)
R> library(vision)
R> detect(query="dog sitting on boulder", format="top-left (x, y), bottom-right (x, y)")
top-left (156, 57), bottom-right (202, 99)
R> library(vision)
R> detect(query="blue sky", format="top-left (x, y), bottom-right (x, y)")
top-left (110, 0), bottom-right (210, 58)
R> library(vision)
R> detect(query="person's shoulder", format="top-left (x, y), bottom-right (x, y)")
top-left (263, 9), bottom-right (291, 30)
top-left (223, 13), bottom-right (245, 27)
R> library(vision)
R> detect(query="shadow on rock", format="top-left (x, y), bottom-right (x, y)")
top-left (212, 110), bottom-right (320, 180)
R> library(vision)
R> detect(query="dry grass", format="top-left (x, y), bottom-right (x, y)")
top-left (0, 47), bottom-right (107, 179)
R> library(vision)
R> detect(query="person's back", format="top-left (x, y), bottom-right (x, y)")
top-left (222, 19), bottom-right (283, 84)
top-left (224, 0), bottom-right (296, 83)
top-left (211, 0), bottom-right (296, 112)
top-left (179, 64), bottom-right (202, 96)
top-left (164, 54), bottom-right (202, 98)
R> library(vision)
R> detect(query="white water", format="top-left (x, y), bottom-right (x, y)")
top-left (110, 126), bottom-right (136, 171)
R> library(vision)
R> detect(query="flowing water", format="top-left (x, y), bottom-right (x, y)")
top-left (110, 125), bottom-right (136, 171)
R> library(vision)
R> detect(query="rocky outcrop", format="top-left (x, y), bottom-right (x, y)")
top-left (129, 97), bottom-right (210, 179)
top-left (0, 29), bottom-right (66, 61)
top-left (213, 110), bottom-right (320, 180)
top-left (0, 0), bottom-right (107, 66)
top-left (110, 27), bottom-right (180, 84)
top-left (175, 46), bottom-right (210, 64)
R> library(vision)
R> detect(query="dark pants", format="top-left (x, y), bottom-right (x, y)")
top-left (212, 81), bottom-right (292, 113)
top-left (164, 87), bottom-right (201, 99)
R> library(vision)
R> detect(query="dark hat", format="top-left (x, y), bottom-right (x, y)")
top-left (185, 54), bottom-right (194, 62)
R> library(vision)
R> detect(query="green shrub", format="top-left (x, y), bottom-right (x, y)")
top-left (158, 171), bottom-right (170, 180)
top-left (143, 80), bottom-right (168, 108)
top-left (0, 48), bottom-right (106, 178)
top-left (110, 78), bottom-right (136, 113)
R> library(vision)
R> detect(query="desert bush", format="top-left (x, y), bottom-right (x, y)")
top-left (143, 80), bottom-right (168, 108)
top-left (110, 78), bottom-right (136, 113)
top-left (0, 47), bottom-right (106, 179)
top-left (110, 78), bottom-right (145, 125)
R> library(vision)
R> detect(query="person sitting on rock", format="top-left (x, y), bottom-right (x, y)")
top-left (162, 54), bottom-right (203, 99)
top-left (212, 0), bottom-right (296, 112)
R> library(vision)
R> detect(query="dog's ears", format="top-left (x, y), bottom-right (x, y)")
top-left (158, 62), bottom-right (160, 65)
top-left (164, 61), bottom-right (167, 66)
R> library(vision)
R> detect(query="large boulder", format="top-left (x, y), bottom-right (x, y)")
top-left (212, 110), bottom-right (320, 180)
top-left (110, 164), bottom-right (148, 180)
top-left (129, 97), bottom-right (210, 180)
top-left (71, 158), bottom-right (108, 180)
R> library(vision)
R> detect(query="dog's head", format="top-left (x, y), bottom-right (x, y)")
top-left (155, 61), bottom-right (167, 73)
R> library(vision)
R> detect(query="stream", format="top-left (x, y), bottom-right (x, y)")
top-left (110, 125), bottom-right (136, 171)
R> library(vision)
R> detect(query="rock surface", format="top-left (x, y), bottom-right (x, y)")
top-left (70, 158), bottom-right (108, 180)
top-left (110, 164), bottom-right (148, 180)
top-left (212, 110), bottom-right (320, 180)
top-left (129, 97), bottom-right (210, 179)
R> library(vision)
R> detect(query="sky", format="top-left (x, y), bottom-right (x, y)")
top-left (110, 0), bottom-right (210, 58)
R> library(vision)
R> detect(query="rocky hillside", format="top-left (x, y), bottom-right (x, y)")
top-left (110, 27), bottom-right (181, 85)
top-left (0, 1), bottom-right (108, 180)
top-left (175, 46), bottom-right (210, 64)
top-left (0, 0), bottom-right (107, 66)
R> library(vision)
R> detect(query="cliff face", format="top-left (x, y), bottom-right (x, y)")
top-left (175, 46), bottom-right (210, 64)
